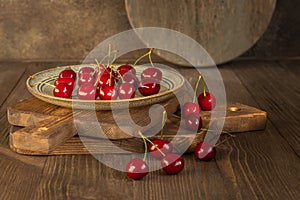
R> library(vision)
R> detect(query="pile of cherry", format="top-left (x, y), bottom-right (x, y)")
top-left (126, 85), bottom-right (218, 180)
top-left (53, 64), bottom-right (162, 100)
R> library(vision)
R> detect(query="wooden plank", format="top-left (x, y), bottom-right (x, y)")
top-left (231, 60), bottom-right (300, 155)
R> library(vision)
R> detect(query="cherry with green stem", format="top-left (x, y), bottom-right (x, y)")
top-left (148, 111), bottom-right (173, 160)
top-left (182, 75), bottom-right (202, 118)
top-left (133, 48), bottom-right (154, 66)
top-left (198, 88), bottom-right (216, 111)
top-left (126, 131), bottom-right (151, 180)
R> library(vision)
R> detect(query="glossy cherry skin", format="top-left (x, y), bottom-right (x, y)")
top-left (141, 67), bottom-right (162, 82)
top-left (185, 113), bottom-right (202, 131)
top-left (59, 69), bottom-right (76, 80)
top-left (78, 67), bottom-right (95, 76)
top-left (182, 102), bottom-right (201, 118)
top-left (148, 138), bottom-right (173, 160)
top-left (97, 73), bottom-right (115, 87)
top-left (78, 73), bottom-right (96, 86)
top-left (194, 142), bottom-right (216, 161)
top-left (161, 154), bottom-right (184, 175)
top-left (122, 73), bottom-right (140, 89)
top-left (99, 86), bottom-right (118, 100)
top-left (138, 78), bottom-right (160, 96)
top-left (126, 158), bottom-right (149, 180)
top-left (117, 64), bottom-right (136, 78)
top-left (102, 66), bottom-right (116, 77)
top-left (118, 83), bottom-right (136, 99)
top-left (77, 84), bottom-right (97, 100)
top-left (198, 92), bottom-right (216, 111)
top-left (54, 77), bottom-right (75, 90)
top-left (53, 83), bottom-right (72, 98)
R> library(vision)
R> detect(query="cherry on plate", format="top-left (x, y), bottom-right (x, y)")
top-left (77, 84), bottom-right (97, 100)
top-left (54, 77), bottom-right (75, 90)
top-left (126, 158), bottom-right (149, 180)
top-left (99, 85), bottom-right (118, 100)
top-left (78, 67), bottom-right (95, 76)
top-left (141, 67), bottom-right (162, 82)
top-left (118, 83), bottom-right (136, 99)
top-left (59, 69), bottom-right (76, 80)
top-left (138, 78), bottom-right (160, 96)
top-left (78, 73), bottom-right (96, 86)
top-left (97, 73), bottom-right (115, 87)
top-left (117, 64), bottom-right (136, 78)
top-left (194, 142), bottom-right (216, 161)
top-left (161, 154), bottom-right (184, 175)
top-left (53, 83), bottom-right (72, 98)
top-left (122, 73), bottom-right (140, 89)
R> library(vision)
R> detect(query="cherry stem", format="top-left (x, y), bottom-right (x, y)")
top-left (141, 136), bottom-right (148, 161)
top-left (160, 111), bottom-right (167, 139)
top-left (193, 75), bottom-right (202, 103)
top-left (137, 131), bottom-right (166, 157)
top-left (133, 48), bottom-right (153, 66)
top-left (107, 44), bottom-right (111, 67)
top-left (148, 49), bottom-right (155, 68)
top-left (203, 87), bottom-right (206, 97)
top-left (110, 50), bottom-right (118, 64)
top-left (97, 49), bottom-right (118, 65)
top-left (115, 69), bottom-right (124, 82)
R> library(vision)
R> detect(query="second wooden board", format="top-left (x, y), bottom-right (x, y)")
top-left (125, 0), bottom-right (276, 66)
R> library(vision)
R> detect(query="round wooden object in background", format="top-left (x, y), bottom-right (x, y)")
top-left (125, 0), bottom-right (276, 66)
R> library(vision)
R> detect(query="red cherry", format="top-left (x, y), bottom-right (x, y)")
top-left (126, 158), bottom-right (149, 180)
top-left (78, 67), bottom-right (95, 76)
top-left (185, 113), bottom-right (202, 131)
top-left (59, 69), bottom-right (76, 80)
top-left (148, 138), bottom-right (173, 160)
top-left (138, 78), bottom-right (160, 96)
top-left (122, 73), bottom-right (140, 89)
top-left (141, 67), bottom-right (162, 81)
top-left (77, 84), bottom-right (97, 100)
top-left (182, 102), bottom-right (201, 118)
top-left (194, 142), bottom-right (216, 161)
top-left (99, 86), bottom-right (118, 100)
top-left (117, 64), bottom-right (136, 77)
top-left (78, 73), bottom-right (96, 86)
top-left (161, 154), bottom-right (184, 175)
top-left (53, 83), bottom-right (72, 98)
top-left (198, 92), bottom-right (216, 111)
top-left (97, 73), bottom-right (115, 87)
top-left (118, 83), bottom-right (136, 99)
top-left (54, 77), bottom-right (75, 89)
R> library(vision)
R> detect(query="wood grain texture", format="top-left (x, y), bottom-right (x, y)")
top-left (231, 60), bottom-right (300, 155)
top-left (125, 0), bottom-right (276, 65)
top-left (0, 61), bottom-right (300, 200)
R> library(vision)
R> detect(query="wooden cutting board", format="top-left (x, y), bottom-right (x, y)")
top-left (7, 97), bottom-right (267, 155)
top-left (125, 0), bottom-right (276, 66)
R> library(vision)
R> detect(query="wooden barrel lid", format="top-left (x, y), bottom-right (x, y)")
top-left (125, 0), bottom-right (276, 66)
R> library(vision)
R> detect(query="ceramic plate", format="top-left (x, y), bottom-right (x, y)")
top-left (26, 64), bottom-right (185, 110)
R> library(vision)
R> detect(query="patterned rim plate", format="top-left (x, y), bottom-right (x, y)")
top-left (26, 64), bottom-right (185, 110)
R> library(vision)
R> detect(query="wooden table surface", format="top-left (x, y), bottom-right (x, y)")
top-left (0, 60), bottom-right (299, 200)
